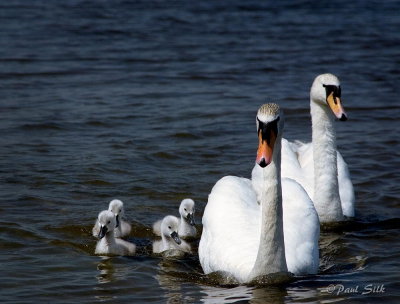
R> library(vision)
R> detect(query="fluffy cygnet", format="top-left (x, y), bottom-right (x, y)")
top-left (93, 199), bottom-right (132, 238)
top-left (152, 199), bottom-right (196, 238)
top-left (152, 215), bottom-right (191, 254)
top-left (95, 210), bottom-right (136, 256)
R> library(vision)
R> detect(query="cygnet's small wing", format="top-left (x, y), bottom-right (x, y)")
top-left (92, 219), bottom-right (100, 237)
top-left (152, 239), bottom-right (163, 254)
top-left (115, 238), bottom-right (136, 255)
top-left (120, 220), bottom-right (132, 237)
top-left (152, 219), bottom-right (162, 236)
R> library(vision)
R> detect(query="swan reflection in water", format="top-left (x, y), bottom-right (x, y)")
top-left (95, 257), bottom-right (132, 284)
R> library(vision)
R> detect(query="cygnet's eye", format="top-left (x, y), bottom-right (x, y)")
top-left (184, 208), bottom-right (187, 212)
top-left (108, 221), bottom-right (111, 224)
top-left (168, 226), bottom-right (171, 229)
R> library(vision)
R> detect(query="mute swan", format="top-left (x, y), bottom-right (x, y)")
top-left (280, 73), bottom-right (355, 222)
top-left (93, 199), bottom-right (132, 238)
top-left (153, 215), bottom-right (191, 254)
top-left (199, 103), bottom-right (319, 283)
top-left (153, 199), bottom-right (197, 238)
top-left (95, 210), bottom-right (136, 256)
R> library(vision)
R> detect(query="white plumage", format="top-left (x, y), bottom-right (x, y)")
top-left (153, 199), bottom-right (197, 239)
top-left (153, 215), bottom-right (191, 254)
top-left (199, 104), bottom-right (319, 283)
top-left (95, 210), bottom-right (136, 256)
top-left (280, 73), bottom-right (355, 222)
top-left (93, 199), bottom-right (132, 238)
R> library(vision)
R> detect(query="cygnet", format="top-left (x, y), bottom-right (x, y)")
top-left (93, 199), bottom-right (132, 238)
top-left (152, 215), bottom-right (191, 254)
top-left (152, 199), bottom-right (196, 238)
top-left (95, 210), bottom-right (136, 256)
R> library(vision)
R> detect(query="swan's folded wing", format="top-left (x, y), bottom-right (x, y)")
top-left (281, 139), bottom-right (313, 198)
top-left (199, 176), bottom-right (260, 283)
top-left (282, 178), bottom-right (320, 275)
top-left (337, 151), bottom-right (355, 217)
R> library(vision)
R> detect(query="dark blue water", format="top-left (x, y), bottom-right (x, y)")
top-left (1, 1), bottom-right (400, 303)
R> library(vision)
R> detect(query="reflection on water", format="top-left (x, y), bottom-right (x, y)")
top-left (96, 257), bottom-right (116, 284)
top-left (200, 284), bottom-right (289, 304)
top-left (200, 285), bottom-right (253, 303)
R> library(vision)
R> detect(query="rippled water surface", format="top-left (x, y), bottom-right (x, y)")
top-left (1, 1), bottom-right (400, 303)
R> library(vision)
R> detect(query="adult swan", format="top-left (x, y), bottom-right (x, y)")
top-left (199, 103), bottom-right (319, 284)
top-left (280, 74), bottom-right (355, 223)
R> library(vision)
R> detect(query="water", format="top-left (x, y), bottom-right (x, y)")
top-left (1, 0), bottom-right (400, 303)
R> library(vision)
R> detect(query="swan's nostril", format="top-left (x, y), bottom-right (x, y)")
top-left (340, 114), bottom-right (347, 121)
top-left (258, 158), bottom-right (267, 168)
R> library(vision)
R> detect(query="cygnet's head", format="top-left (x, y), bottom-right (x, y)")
top-left (97, 210), bottom-right (116, 239)
top-left (256, 103), bottom-right (284, 168)
top-left (310, 73), bottom-right (347, 121)
top-left (179, 199), bottom-right (195, 226)
top-left (161, 215), bottom-right (181, 245)
top-left (108, 199), bottom-right (124, 228)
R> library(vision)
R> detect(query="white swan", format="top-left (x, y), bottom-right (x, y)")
top-left (153, 215), bottom-right (191, 254)
top-left (93, 199), bottom-right (132, 238)
top-left (152, 199), bottom-right (197, 239)
top-left (280, 73), bottom-right (355, 222)
top-left (199, 103), bottom-right (319, 283)
top-left (95, 210), bottom-right (136, 256)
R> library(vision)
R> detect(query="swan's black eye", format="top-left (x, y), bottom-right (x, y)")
top-left (168, 226), bottom-right (171, 229)
top-left (184, 208), bottom-right (187, 212)
top-left (108, 221), bottom-right (110, 224)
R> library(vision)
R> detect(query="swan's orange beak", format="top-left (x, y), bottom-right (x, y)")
top-left (256, 130), bottom-right (276, 168)
top-left (327, 92), bottom-right (347, 121)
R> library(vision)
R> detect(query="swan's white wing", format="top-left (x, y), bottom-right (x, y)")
top-left (199, 176), bottom-right (260, 283)
top-left (282, 178), bottom-right (320, 275)
top-left (282, 139), bottom-right (354, 218)
top-left (281, 139), bottom-right (314, 198)
top-left (337, 151), bottom-right (355, 217)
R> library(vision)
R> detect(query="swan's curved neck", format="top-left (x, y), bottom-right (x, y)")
top-left (249, 138), bottom-right (287, 280)
top-left (311, 100), bottom-right (343, 222)
top-left (179, 215), bottom-right (187, 227)
top-left (161, 233), bottom-right (174, 250)
top-left (103, 231), bottom-right (116, 246)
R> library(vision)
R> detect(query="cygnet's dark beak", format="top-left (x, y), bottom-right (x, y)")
top-left (98, 225), bottom-right (108, 239)
top-left (170, 231), bottom-right (181, 245)
top-left (115, 214), bottom-right (120, 228)
top-left (186, 213), bottom-right (195, 226)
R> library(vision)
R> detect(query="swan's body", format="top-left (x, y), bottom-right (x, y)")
top-left (280, 74), bottom-right (354, 222)
top-left (93, 199), bottom-right (131, 238)
top-left (199, 104), bottom-right (319, 283)
top-left (153, 199), bottom-right (197, 239)
top-left (95, 210), bottom-right (136, 256)
top-left (153, 215), bottom-right (191, 254)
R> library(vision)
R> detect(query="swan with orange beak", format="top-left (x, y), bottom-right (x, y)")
top-left (274, 73), bottom-right (355, 223)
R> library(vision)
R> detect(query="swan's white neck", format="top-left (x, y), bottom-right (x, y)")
top-left (103, 231), bottom-right (117, 246)
top-left (179, 215), bottom-right (188, 232)
top-left (311, 100), bottom-right (344, 222)
top-left (161, 233), bottom-right (175, 251)
top-left (249, 138), bottom-right (287, 280)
